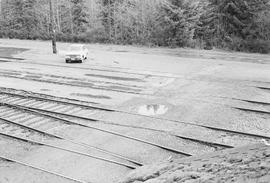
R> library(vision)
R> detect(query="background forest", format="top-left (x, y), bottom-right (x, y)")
top-left (0, 0), bottom-right (270, 53)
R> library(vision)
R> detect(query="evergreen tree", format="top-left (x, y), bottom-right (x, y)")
top-left (0, 0), bottom-right (269, 53)
top-left (0, 0), bottom-right (38, 38)
top-left (196, 0), bottom-right (270, 50)
top-left (100, 0), bottom-right (116, 41)
top-left (70, 0), bottom-right (89, 34)
top-left (21, 0), bottom-right (38, 38)
top-left (8, 0), bottom-right (24, 31)
top-left (155, 0), bottom-right (201, 47)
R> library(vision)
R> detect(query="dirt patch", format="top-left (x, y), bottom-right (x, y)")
top-left (22, 67), bottom-right (40, 71)
top-left (85, 73), bottom-right (144, 82)
top-left (40, 89), bottom-right (51, 92)
top-left (0, 69), bottom-right (144, 94)
top-left (71, 93), bottom-right (111, 99)
top-left (114, 50), bottom-right (129, 53)
top-left (24, 75), bottom-right (43, 79)
top-left (107, 85), bottom-right (142, 93)
top-left (0, 47), bottom-right (28, 58)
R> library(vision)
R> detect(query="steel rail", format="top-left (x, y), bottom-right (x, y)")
top-left (0, 156), bottom-right (89, 183)
top-left (192, 98), bottom-right (270, 116)
top-left (0, 116), bottom-right (143, 166)
top-left (0, 102), bottom-right (193, 156)
top-left (0, 132), bottom-right (137, 169)
top-left (1, 91), bottom-right (270, 140)
top-left (233, 107), bottom-right (270, 115)
top-left (212, 96), bottom-right (270, 106)
top-left (257, 86), bottom-right (270, 91)
top-left (235, 99), bottom-right (270, 105)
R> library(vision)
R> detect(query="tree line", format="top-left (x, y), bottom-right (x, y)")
top-left (0, 0), bottom-right (269, 53)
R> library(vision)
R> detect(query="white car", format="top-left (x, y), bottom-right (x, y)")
top-left (65, 44), bottom-right (89, 63)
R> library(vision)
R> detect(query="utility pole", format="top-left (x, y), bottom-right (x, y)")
top-left (49, 0), bottom-right (57, 54)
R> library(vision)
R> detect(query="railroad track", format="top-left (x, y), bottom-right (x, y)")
top-left (11, 101), bottom-right (269, 144)
top-left (0, 88), bottom-right (269, 148)
top-left (0, 89), bottom-right (235, 158)
top-left (3, 103), bottom-right (233, 149)
top-left (0, 102), bottom-right (201, 156)
top-left (0, 91), bottom-right (209, 182)
top-left (0, 111), bottom-right (142, 167)
top-left (0, 87), bottom-right (270, 182)
top-left (0, 88), bottom-right (269, 139)
top-left (0, 114), bottom-right (140, 182)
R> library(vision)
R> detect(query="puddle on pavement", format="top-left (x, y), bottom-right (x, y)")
top-left (138, 104), bottom-right (168, 116)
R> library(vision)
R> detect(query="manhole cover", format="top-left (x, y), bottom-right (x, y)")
top-left (138, 104), bottom-right (168, 116)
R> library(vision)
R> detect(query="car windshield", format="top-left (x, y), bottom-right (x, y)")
top-left (69, 45), bottom-right (82, 51)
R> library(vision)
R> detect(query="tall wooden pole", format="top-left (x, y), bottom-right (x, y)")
top-left (49, 0), bottom-right (57, 54)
